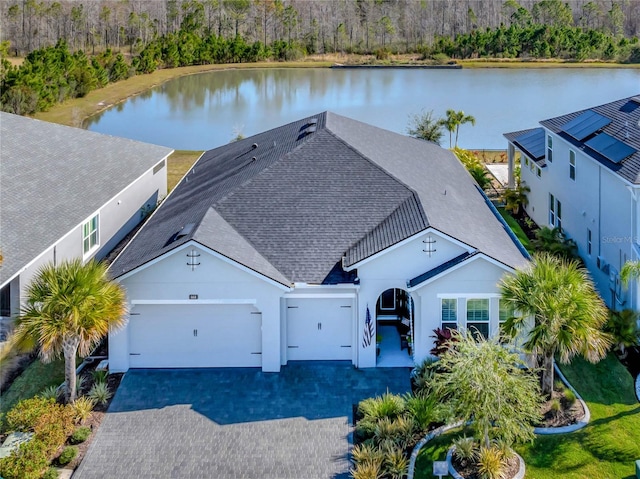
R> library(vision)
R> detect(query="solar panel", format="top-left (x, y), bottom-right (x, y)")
top-left (585, 133), bottom-right (636, 164)
top-left (513, 128), bottom-right (545, 160)
top-left (560, 110), bottom-right (611, 140)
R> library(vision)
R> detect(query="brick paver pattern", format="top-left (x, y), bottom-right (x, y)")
top-left (73, 362), bottom-right (410, 479)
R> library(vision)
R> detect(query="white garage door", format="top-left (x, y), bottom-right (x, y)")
top-left (128, 304), bottom-right (261, 368)
top-left (286, 298), bottom-right (353, 361)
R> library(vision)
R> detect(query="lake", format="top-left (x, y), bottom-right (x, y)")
top-left (86, 67), bottom-right (639, 150)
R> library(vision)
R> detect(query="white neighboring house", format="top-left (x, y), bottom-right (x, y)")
top-left (0, 113), bottom-right (173, 330)
top-left (108, 112), bottom-right (529, 373)
top-left (505, 94), bottom-right (640, 311)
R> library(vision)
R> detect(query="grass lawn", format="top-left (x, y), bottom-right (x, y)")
top-left (497, 207), bottom-right (532, 253)
top-left (415, 353), bottom-right (640, 479)
top-left (167, 150), bottom-right (204, 192)
top-left (0, 357), bottom-right (65, 425)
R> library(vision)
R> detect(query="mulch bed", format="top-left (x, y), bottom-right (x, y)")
top-left (452, 453), bottom-right (520, 479)
top-left (64, 371), bottom-right (123, 470)
top-left (538, 388), bottom-right (585, 428)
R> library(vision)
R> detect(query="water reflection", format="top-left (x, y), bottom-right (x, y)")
top-left (87, 68), bottom-right (640, 150)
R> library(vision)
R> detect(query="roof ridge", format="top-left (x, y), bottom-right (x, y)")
top-left (193, 207), bottom-right (290, 285)
top-left (323, 119), bottom-right (429, 217)
top-left (344, 192), bottom-right (428, 267)
top-left (210, 115), bottom-right (329, 207)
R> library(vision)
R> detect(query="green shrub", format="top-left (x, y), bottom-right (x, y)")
top-left (453, 436), bottom-right (478, 464)
top-left (0, 439), bottom-right (50, 479)
top-left (476, 445), bottom-right (506, 479)
top-left (42, 467), bottom-right (59, 479)
top-left (431, 53), bottom-right (450, 64)
top-left (351, 443), bottom-right (383, 467)
top-left (404, 393), bottom-right (438, 433)
top-left (355, 417), bottom-right (378, 442)
top-left (5, 397), bottom-right (74, 453)
top-left (70, 426), bottom-right (91, 444)
top-left (358, 392), bottom-right (405, 421)
top-left (71, 397), bottom-right (95, 425)
top-left (373, 416), bottom-right (416, 451)
top-left (374, 48), bottom-right (391, 60)
top-left (57, 446), bottom-right (78, 466)
top-left (563, 388), bottom-right (577, 405)
top-left (91, 369), bottom-right (108, 384)
top-left (38, 385), bottom-right (61, 401)
top-left (5, 397), bottom-right (55, 432)
top-left (383, 446), bottom-right (408, 479)
top-left (411, 358), bottom-right (438, 395)
top-left (350, 460), bottom-right (382, 479)
top-left (87, 382), bottom-right (112, 406)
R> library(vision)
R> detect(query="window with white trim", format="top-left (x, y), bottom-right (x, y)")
top-left (536, 165), bottom-right (541, 177)
top-left (82, 214), bottom-right (99, 255)
top-left (441, 298), bottom-right (457, 331)
top-left (569, 150), bottom-right (576, 180)
top-left (547, 135), bottom-right (553, 162)
top-left (467, 298), bottom-right (489, 338)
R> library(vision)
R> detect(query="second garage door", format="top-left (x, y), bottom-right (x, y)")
top-left (128, 304), bottom-right (262, 368)
top-left (286, 298), bottom-right (353, 361)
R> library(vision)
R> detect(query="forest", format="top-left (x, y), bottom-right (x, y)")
top-left (1, 0), bottom-right (639, 115)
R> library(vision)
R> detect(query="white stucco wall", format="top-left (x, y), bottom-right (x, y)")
top-left (110, 242), bottom-right (287, 373)
top-left (353, 229), bottom-right (513, 368)
top-left (6, 159), bottom-right (167, 318)
top-left (410, 256), bottom-right (511, 364)
top-left (523, 130), bottom-right (635, 309)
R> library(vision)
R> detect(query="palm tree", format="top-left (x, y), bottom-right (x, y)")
top-left (604, 309), bottom-right (640, 359)
top-left (621, 260), bottom-right (640, 286)
top-left (12, 259), bottom-right (127, 403)
top-left (499, 253), bottom-right (611, 397)
top-left (444, 109), bottom-right (476, 148)
top-left (406, 109), bottom-right (445, 145)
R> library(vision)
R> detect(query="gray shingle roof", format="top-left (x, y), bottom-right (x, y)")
top-left (0, 113), bottom-right (173, 286)
top-left (111, 112), bottom-right (528, 284)
top-left (540, 95), bottom-right (640, 184)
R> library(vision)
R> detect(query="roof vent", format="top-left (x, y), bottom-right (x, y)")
top-left (251, 156), bottom-right (257, 161)
top-left (176, 223), bottom-right (196, 239)
top-left (308, 118), bottom-right (318, 126)
top-left (252, 143), bottom-right (258, 149)
top-left (631, 95), bottom-right (640, 105)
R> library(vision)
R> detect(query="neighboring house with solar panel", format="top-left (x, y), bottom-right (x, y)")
top-left (504, 95), bottom-right (640, 311)
top-left (108, 112), bottom-right (529, 373)
top-left (0, 113), bottom-right (173, 328)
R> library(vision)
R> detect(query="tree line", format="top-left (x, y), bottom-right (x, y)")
top-left (2, 0), bottom-right (639, 116)
top-left (1, 0), bottom-right (638, 57)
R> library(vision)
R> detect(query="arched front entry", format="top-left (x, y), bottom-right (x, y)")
top-left (375, 288), bottom-right (414, 367)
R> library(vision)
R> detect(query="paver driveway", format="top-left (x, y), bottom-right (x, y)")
top-left (73, 362), bottom-right (410, 479)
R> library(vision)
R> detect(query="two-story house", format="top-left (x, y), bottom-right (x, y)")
top-left (505, 95), bottom-right (640, 311)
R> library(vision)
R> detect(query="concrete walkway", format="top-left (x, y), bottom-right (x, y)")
top-left (73, 363), bottom-right (410, 479)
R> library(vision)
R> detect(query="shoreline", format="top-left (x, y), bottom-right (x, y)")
top-left (33, 58), bottom-right (638, 129)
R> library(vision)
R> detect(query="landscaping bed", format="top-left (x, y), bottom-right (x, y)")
top-left (537, 381), bottom-right (584, 428)
top-left (0, 347), bottom-right (123, 478)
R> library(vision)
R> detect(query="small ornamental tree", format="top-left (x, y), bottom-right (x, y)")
top-left (432, 331), bottom-right (542, 448)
